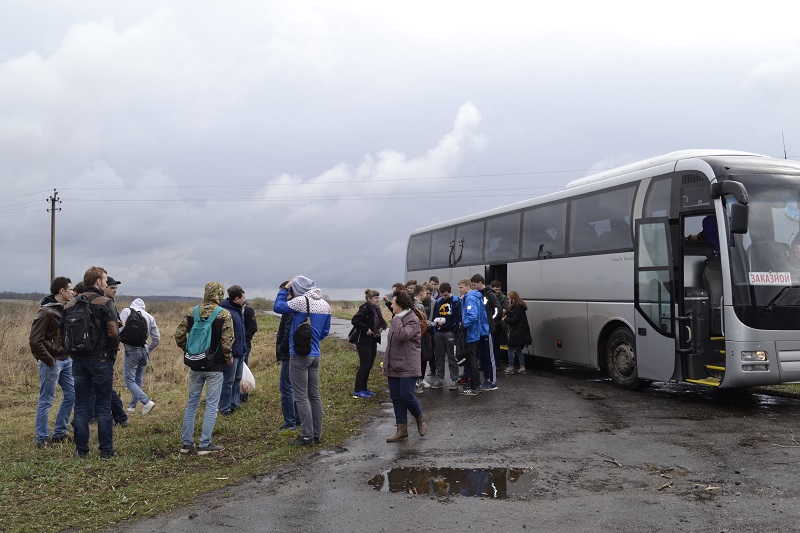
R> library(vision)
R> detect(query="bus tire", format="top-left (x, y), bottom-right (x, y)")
top-left (605, 327), bottom-right (646, 390)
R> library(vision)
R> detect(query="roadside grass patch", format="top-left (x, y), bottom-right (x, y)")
top-left (0, 303), bottom-right (381, 532)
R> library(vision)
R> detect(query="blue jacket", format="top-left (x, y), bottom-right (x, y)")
top-left (461, 289), bottom-right (489, 343)
top-left (273, 288), bottom-right (331, 357)
top-left (220, 298), bottom-right (247, 358)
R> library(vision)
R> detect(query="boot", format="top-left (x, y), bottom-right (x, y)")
top-left (386, 424), bottom-right (408, 443)
top-left (415, 414), bottom-right (427, 437)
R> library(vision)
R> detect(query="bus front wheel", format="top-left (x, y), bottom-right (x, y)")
top-left (605, 327), bottom-right (646, 390)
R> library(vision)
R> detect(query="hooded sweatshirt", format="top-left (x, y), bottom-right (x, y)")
top-left (119, 298), bottom-right (161, 353)
top-left (273, 287), bottom-right (331, 357)
top-left (461, 289), bottom-right (489, 343)
top-left (174, 282), bottom-right (234, 368)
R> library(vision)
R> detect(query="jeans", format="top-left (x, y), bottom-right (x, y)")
top-left (387, 376), bottom-right (422, 424)
top-left (433, 330), bottom-right (459, 382)
top-left (73, 357), bottom-right (115, 456)
top-left (289, 355), bottom-right (322, 440)
top-left (182, 370), bottom-right (224, 448)
top-left (354, 341), bottom-right (377, 392)
top-left (220, 357), bottom-right (244, 412)
top-left (124, 346), bottom-right (150, 408)
top-left (87, 388), bottom-right (128, 423)
top-left (35, 359), bottom-right (75, 443)
top-left (279, 360), bottom-right (299, 427)
top-left (508, 345), bottom-right (526, 368)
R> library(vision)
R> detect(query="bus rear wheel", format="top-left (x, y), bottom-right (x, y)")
top-left (605, 327), bottom-right (647, 390)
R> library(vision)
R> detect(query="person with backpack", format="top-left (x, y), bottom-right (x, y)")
top-left (29, 276), bottom-right (75, 448)
top-left (275, 281), bottom-right (299, 431)
top-left (174, 281), bottom-right (234, 455)
top-left (60, 266), bottom-right (121, 459)
top-left (273, 275), bottom-right (331, 447)
top-left (119, 298), bottom-right (160, 415)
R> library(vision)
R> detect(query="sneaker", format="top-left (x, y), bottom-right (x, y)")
top-left (100, 451), bottom-right (117, 459)
top-left (278, 424), bottom-right (299, 433)
top-left (35, 440), bottom-right (51, 449)
top-left (313, 437), bottom-right (322, 446)
top-left (481, 381), bottom-right (498, 391)
top-left (448, 382), bottom-right (459, 391)
top-left (197, 444), bottom-right (224, 455)
top-left (50, 434), bottom-right (74, 444)
top-left (363, 390), bottom-right (376, 398)
top-left (420, 380), bottom-right (432, 389)
top-left (461, 388), bottom-right (479, 396)
top-left (414, 385), bottom-right (424, 394)
top-left (352, 391), bottom-right (367, 399)
top-left (114, 420), bottom-right (131, 428)
top-left (517, 367), bottom-right (527, 374)
top-left (503, 367), bottom-right (515, 375)
top-left (180, 444), bottom-right (193, 454)
top-left (142, 401), bottom-right (156, 415)
top-left (219, 410), bottom-right (234, 416)
top-left (126, 407), bottom-right (136, 413)
top-left (289, 436), bottom-right (313, 447)
top-left (457, 377), bottom-right (469, 385)
top-left (431, 379), bottom-right (444, 389)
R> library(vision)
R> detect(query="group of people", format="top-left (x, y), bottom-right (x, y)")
top-left (29, 267), bottom-right (161, 458)
top-left (30, 267), bottom-right (533, 456)
top-left (349, 274), bottom-right (533, 442)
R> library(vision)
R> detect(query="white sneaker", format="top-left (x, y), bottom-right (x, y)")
top-left (142, 401), bottom-right (156, 415)
top-left (420, 379), bottom-right (432, 389)
top-left (126, 407), bottom-right (136, 413)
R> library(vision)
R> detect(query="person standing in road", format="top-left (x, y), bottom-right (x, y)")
top-left (350, 289), bottom-right (387, 399)
top-left (503, 291), bottom-right (532, 374)
top-left (382, 290), bottom-right (426, 442)
top-left (29, 276), bottom-right (75, 448)
top-left (431, 282), bottom-right (462, 390)
top-left (470, 274), bottom-right (499, 391)
top-left (175, 281), bottom-right (234, 455)
top-left (119, 298), bottom-right (160, 414)
top-left (273, 275), bottom-right (331, 446)
top-left (458, 278), bottom-right (487, 396)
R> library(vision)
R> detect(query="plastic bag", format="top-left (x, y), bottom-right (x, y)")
top-left (240, 361), bottom-right (256, 393)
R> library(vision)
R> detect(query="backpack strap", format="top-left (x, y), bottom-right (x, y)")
top-left (195, 305), bottom-right (224, 323)
top-left (208, 306), bottom-right (224, 322)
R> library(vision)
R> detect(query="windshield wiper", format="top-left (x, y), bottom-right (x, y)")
top-left (764, 286), bottom-right (796, 312)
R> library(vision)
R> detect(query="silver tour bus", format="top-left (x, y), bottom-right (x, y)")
top-left (406, 150), bottom-right (800, 389)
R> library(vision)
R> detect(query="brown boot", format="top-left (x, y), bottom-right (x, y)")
top-left (386, 424), bottom-right (408, 443)
top-left (415, 414), bottom-right (427, 437)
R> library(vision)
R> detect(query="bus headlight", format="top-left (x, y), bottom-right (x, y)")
top-left (741, 350), bottom-right (768, 362)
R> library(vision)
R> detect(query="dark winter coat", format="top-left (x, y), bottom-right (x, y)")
top-left (505, 303), bottom-right (532, 347)
top-left (275, 312), bottom-right (293, 361)
top-left (220, 298), bottom-right (247, 358)
top-left (350, 302), bottom-right (387, 345)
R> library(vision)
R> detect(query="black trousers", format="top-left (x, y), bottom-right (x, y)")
top-left (354, 341), bottom-right (378, 392)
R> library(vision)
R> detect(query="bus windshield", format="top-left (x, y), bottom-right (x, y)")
top-left (728, 173), bottom-right (800, 307)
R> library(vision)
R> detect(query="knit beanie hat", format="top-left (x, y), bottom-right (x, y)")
top-left (291, 275), bottom-right (316, 296)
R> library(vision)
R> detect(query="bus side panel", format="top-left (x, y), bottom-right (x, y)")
top-left (530, 301), bottom-right (590, 365)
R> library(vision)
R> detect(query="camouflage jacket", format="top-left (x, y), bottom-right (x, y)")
top-left (174, 282), bottom-right (234, 367)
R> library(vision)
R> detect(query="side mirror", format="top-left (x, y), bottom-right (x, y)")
top-left (730, 203), bottom-right (749, 234)
top-left (711, 180), bottom-right (749, 205)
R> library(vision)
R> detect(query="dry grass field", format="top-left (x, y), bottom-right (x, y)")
top-left (0, 297), bottom-right (379, 532)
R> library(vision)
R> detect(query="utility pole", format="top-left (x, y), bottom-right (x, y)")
top-left (47, 189), bottom-right (61, 283)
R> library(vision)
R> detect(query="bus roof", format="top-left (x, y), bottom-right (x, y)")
top-left (411, 149), bottom-right (772, 235)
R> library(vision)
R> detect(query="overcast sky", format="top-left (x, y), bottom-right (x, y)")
top-left (2, 1), bottom-right (799, 300)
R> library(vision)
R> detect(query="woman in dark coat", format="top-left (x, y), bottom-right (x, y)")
top-left (382, 290), bottom-right (426, 442)
top-left (350, 289), bottom-right (387, 399)
top-left (503, 291), bottom-right (532, 374)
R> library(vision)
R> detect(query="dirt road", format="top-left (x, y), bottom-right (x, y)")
top-left (118, 323), bottom-right (800, 532)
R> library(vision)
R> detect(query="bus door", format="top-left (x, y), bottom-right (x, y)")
top-left (634, 218), bottom-right (677, 381)
top-left (678, 214), bottom-right (725, 385)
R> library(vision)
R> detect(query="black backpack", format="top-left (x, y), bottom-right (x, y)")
top-left (61, 294), bottom-right (102, 355)
top-left (292, 296), bottom-right (313, 356)
top-left (119, 308), bottom-right (148, 347)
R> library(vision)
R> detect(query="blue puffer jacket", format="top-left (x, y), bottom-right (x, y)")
top-left (273, 288), bottom-right (331, 357)
top-left (461, 289), bottom-right (489, 343)
top-left (220, 298), bottom-right (247, 358)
